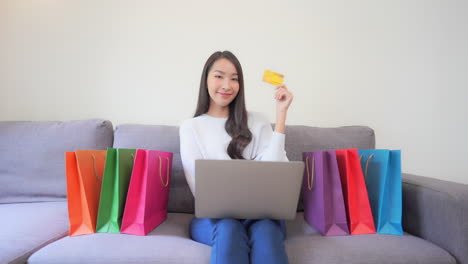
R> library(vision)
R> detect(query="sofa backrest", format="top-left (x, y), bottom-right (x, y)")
top-left (0, 120), bottom-right (114, 204)
top-left (113, 124), bottom-right (375, 213)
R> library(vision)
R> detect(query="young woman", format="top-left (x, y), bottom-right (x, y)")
top-left (179, 50), bottom-right (294, 264)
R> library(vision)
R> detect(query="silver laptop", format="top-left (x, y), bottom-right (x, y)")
top-left (195, 159), bottom-right (304, 220)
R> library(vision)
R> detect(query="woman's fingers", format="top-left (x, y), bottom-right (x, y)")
top-left (275, 89), bottom-right (291, 101)
top-left (274, 84), bottom-right (293, 103)
top-left (275, 85), bottom-right (287, 99)
top-left (275, 84), bottom-right (288, 90)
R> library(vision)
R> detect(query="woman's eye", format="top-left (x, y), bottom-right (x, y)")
top-left (215, 75), bottom-right (222, 79)
top-left (232, 78), bottom-right (238, 81)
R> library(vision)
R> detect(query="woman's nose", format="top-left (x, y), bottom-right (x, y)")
top-left (221, 79), bottom-right (231, 90)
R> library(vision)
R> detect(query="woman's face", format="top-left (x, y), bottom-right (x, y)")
top-left (206, 58), bottom-right (240, 109)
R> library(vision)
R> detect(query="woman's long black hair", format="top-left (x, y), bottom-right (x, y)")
top-left (194, 51), bottom-right (252, 159)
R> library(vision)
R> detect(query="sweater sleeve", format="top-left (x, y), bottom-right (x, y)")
top-left (179, 120), bottom-right (202, 196)
top-left (253, 115), bottom-right (289, 162)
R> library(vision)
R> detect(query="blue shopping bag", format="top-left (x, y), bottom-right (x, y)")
top-left (358, 149), bottom-right (403, 235)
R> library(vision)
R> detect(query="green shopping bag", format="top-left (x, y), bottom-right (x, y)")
top-left (96, 148), bottom-right (136, 233)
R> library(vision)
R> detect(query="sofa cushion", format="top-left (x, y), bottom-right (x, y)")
top-left (28, 213), bottom-right (210, 264)
top-left (284, 125), bottom-right (375, 162)
top-left (0, 120), bottom-right (114, 203)
top-left (0, 201), bottom-right (68, 264)
top-left (29, 212), bottom-right (455, 264)
top-left (285, 213), bottom-right (456, 264)
top-left (113, 124), bottom-right (375, 214)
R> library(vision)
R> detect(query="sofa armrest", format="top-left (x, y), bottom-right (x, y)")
top-left (402, 173), bottom-right (468, 264)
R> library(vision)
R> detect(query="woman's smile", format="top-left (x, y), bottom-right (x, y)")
top-left (218, 92), bottom-right (232, 98)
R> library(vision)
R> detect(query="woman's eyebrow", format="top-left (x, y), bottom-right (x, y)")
top-left (213, 70), bottom-right (238, 76)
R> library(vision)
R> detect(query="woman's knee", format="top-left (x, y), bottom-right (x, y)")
top-left (216, 219), bottom-right (244, 234)
top-left (249, 219), bottom-right (284, 240)
top-left (211, 219), bottom-right (248, 251)
top-left (190, 218), bottom-right (217, 245)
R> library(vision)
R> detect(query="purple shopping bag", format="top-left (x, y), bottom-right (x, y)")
top-left (302, 151), bottom-right (349, 236)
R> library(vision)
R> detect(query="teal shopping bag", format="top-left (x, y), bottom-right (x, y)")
top-left (96, 148), bottom-right (136, 233)
top-left (358, 149), bottom-right (403, 235)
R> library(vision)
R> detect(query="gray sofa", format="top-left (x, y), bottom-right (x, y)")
top-left (0, 119), bottom-right (467, 264)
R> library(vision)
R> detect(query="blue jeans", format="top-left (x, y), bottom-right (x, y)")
top-left (190, 218), bottom-right (288, 264)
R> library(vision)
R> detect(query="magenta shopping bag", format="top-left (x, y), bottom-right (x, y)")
top-left (302, 151), bottom-right (349, 236)
top-left (120, 149), bottom-right (173, 236)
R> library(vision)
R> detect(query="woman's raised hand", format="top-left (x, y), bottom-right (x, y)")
top-left (274, 84), bottom-right (294, 114)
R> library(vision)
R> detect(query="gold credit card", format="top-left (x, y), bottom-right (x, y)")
top-left (262, 69), bottom-right (284, 85)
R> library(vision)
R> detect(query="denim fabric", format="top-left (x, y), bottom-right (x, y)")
top-left (190, 218), bottom-right (288, 264)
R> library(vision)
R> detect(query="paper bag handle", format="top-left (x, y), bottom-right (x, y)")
top-left (305, 156), bottom-right (315, 190)
top-left (359, 154), bottom-right (374, 180)
top-left (159, 156), bottom-right (170, 187)
top-left (91, 154), bottom-right (102, 181)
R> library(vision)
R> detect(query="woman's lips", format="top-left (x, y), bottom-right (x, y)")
top-left (218, 92), bottom-right (232, 98)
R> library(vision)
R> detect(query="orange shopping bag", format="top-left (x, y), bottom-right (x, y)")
top-left (65, 150), bottom-right (106, 236)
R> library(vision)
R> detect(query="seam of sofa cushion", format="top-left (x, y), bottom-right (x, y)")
top-left (8, 231), bottom-right (68, 264)
top-left (0, 198), bottom-right (68, 205)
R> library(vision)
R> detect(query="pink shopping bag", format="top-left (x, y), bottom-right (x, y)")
top-left (120, 149), bottom-right (173, 236)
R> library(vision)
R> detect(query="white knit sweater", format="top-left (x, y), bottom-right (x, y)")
top-left (179, 112), bottom-right (288, 195)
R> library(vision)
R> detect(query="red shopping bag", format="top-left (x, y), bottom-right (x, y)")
top-left (120, 149), bottom-right (173, 236)
top-left (335, 149), bottom-right (376, 235)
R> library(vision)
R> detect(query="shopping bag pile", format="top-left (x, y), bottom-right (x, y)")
top-left (302, 148), bottom-right (402, 236)
top-left (65, 148), bottom-right (173, 236)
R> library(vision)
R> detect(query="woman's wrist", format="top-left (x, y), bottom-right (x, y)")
top-left (274, 111), bottom-right (287, 134)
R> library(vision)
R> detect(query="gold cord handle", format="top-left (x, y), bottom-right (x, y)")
top-left (92, 155), bottom-right (102, 181)
top-left (305, 156), bottom-right (315, 190)
top-left (159, 156), bottom-right (170, 187)
top-left (130, 153), bottom-right (134, 162)
top-left (364, 154), bottom-right (374, 180)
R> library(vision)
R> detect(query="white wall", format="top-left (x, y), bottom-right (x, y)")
top-left (1, 0), bottom-right (467, 184)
